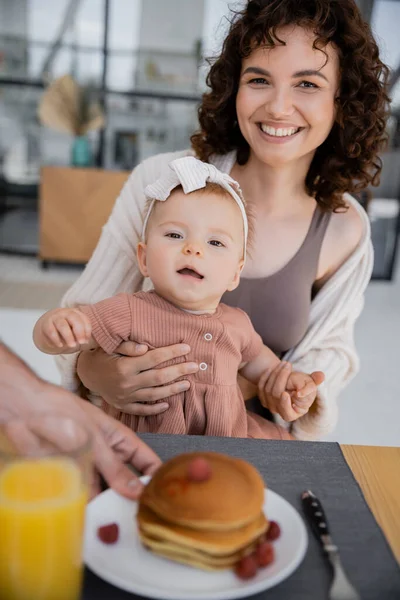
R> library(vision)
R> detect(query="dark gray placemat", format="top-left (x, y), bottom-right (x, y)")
top-left (83, 436), bottom-right (400, 600)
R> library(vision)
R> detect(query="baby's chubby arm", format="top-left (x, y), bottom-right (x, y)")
top-left (239, 344), bottom-right (281, 384)
top-left (33, 307), bottom-right (98, 355)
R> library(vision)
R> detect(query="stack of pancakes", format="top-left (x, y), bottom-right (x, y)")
top-left (137, 451), bottom-right (268, 571)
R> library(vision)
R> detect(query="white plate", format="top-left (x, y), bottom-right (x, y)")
top-left (84, 476), bottom-right (307, 600)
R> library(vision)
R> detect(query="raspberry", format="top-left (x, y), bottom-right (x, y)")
top-left (266, 520), bottom-right (281, 541)
top-left (187, 457), bottom-right (212, 482)
top-left (256, 541), bottom-right (275, 567)
top-left (97, 523), bottom-right (119, 544)
top-left (234, 553), bottom-right (258, 579)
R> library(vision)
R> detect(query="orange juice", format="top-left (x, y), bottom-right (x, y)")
top-left (0, 457), bottom-right (88, 600)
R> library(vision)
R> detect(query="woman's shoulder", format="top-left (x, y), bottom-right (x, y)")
top-left (316, 194), bottom-right (369, 284)
top-left (329, 194), bottom-right (366, 247)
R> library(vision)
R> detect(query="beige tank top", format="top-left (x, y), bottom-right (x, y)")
top-left (222, 205), bottom-right (332, 355)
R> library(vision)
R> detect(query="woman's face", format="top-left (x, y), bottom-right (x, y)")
top-left (236, 26), bottom-right (339, 168)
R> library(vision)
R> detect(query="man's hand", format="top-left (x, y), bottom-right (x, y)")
top-left (0, 342), bottom-right (161, 499)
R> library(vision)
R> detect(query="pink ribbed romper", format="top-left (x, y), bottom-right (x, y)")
top-left (80, 291), bottom-right (292, 440)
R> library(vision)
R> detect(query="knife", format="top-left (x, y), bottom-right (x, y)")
top-left (302, 490), bottom-right (360, 600)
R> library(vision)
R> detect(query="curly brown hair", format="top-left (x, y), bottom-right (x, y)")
top-left (191, 0), bottom-right (390, 211)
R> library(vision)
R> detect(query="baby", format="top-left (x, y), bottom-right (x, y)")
top-left (34, 157), bottom-right (324, 439)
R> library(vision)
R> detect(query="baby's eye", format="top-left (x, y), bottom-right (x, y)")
top-left (209, 239), bottom-right (225, 247)
top-left (165, 232), bottom-right (183, 239)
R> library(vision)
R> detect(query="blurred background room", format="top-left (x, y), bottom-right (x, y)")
top-left (0, 0), bottom-right (399, 446)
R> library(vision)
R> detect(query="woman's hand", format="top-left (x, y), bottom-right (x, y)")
top-left (77, 341), bottom-right (199, 416)
top-left (258, 361), bottom-right (324, 422)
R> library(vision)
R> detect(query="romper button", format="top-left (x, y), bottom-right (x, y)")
top-left (199, 362), bottom-right (208, 371)
top-left (204, 333), bottom-right (212, 341)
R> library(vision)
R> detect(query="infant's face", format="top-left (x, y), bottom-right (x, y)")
top-left (138, 188), bottom-right (244, 312)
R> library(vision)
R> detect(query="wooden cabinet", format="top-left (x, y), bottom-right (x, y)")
top-left (39, 166), bottom-right (129, 264)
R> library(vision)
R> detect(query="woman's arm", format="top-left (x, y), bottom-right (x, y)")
top-left (55, 163), bottom-right (147, 391)
top-left (281, 198), bottom-right (373, 439)
top-left (315, 198), bottom-right (364, 290)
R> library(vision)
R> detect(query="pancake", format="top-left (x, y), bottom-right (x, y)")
top-left (136, 451), bottom-right (268, 572)
top-left (137, 503), bottom-right (268, 556)
top-left (140, 451), bottom-right (265, 531)
top-left (140, 536), bottom-right (259, 571)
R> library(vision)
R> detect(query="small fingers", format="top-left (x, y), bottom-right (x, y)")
top-left (311, 371), bottom-right (325, 386)
top-left (43, 324), bottom-right (65, 348)
top-left (292, 404), bottom-right (309, 415)
top-left (67, 312), bottom-right (91, 345)
top-left (271, 362), bottom-right (292, 399)
top-left (278, 391), bottom-right (297, 422)
top-left (264, 361), bottom-right (290, 396)
top-left (53, 318), bottom-right (79, 348)
top-left (295, 381), bottom-right (317, 399)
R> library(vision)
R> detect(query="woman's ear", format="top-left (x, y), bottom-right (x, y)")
top-left (226, 259), bottom-right (244, 292)
top-left (137, 242), bottom-right (149, 277)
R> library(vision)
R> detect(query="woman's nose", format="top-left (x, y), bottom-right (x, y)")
top-left (265, 86), bottom-right (294, 119)
top-left (183, 242), bottom-right (202, 256)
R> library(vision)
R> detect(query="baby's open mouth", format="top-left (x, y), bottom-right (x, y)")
top-left (177, 267), bottom-right (204, 280)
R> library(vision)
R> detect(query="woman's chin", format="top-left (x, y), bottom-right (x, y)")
top-left (251, 145), bottom-right (315, 170)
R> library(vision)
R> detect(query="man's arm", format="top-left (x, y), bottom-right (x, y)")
top-left (0, 342), bottom-right (161, 498)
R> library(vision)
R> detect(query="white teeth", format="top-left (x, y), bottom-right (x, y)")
top-left (260, 125), bottom-right (300, 137)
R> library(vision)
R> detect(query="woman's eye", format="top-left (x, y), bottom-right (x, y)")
top-left (209, 240), bottom-right (224, 247)
top-left (165, 232), bottom-right (182, 239)
top-left (248, 77), bottom-right (269, 85)
top-left (298, 80), bottom-right (319, 89)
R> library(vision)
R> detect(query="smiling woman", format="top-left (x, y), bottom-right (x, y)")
top-left (56, 0), bottom-right (389, 442)
top-left (236, 30), bottom-right (338, 167)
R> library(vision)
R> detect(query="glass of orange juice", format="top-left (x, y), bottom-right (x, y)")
top-left (0, 414), bottom-right (92, 600)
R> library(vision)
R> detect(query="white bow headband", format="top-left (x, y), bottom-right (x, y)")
top-left (142, 156), bottom-right (248, 255)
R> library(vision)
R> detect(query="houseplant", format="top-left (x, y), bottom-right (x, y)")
top-left (38, 74), bottom-right (105, 167)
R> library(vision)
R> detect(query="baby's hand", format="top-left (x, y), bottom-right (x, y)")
top-left (286, 371), bottom-right (325, 418)
top-left (39, 308), bottom-right (92, 353)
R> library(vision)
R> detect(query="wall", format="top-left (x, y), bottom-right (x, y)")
top-left (138, 0), bottom-right (204, 53)
top-left (371, 0), bottom-right (400, 107)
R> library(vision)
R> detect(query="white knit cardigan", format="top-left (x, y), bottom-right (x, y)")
top-left (57, 149), bottom-right (373, 441)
